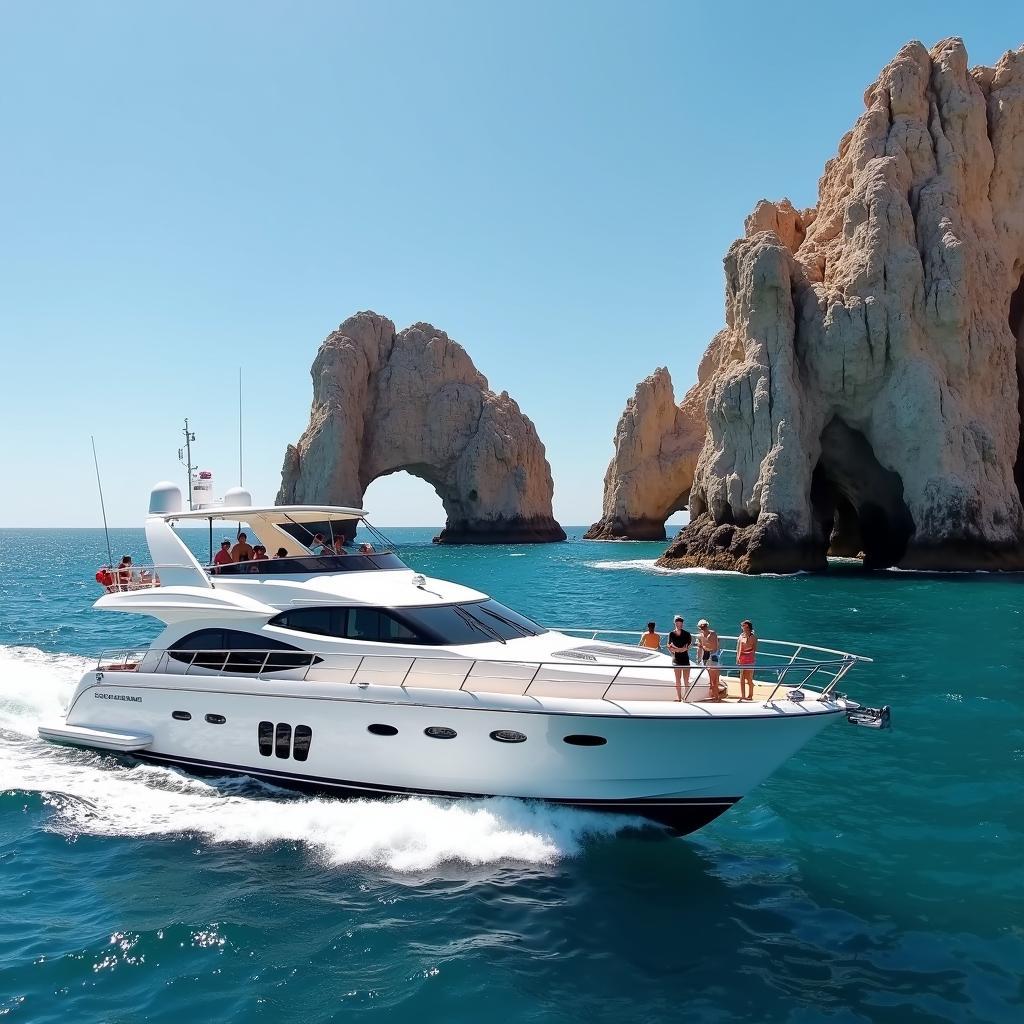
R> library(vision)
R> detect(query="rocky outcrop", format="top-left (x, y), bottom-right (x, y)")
top-left (278, 311), bottom-right (565, 543)
top-left (657, 38), bottom-right (1024, 572)
top-left (585, 331), bottom-right (732, 539)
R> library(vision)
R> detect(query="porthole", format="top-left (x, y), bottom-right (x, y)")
top-left (258, 720), bottom-right (274, 757)
top-left (424, 726), bottom-right (457, 740)
top-left (563, 734), bottom-right (606, 747)
top-left (171, 711), bottom-right (192, 721)
top-left (368, 723), bottom-right (398, 736)
top-left (293, 725), bottom-right (313, 762)
top-left (490, 729), bottom-right (526, 744)
top-left (205, 713), bottom-right (226, 725)
top-left (275, 722), bottom-right (292, 759)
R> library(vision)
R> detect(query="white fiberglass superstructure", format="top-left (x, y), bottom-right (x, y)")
top-left (39, 483), bottom-right (888, 835)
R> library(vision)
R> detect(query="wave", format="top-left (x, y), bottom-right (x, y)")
top-left (0, 645), bottom-right (638, 871)
top-left (584, 559), bottom-right (812, 578)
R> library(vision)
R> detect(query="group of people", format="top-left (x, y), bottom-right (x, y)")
top-left (209, 531), bottom-right (375, 570)
top-left (212, 532), bottom-right (279, 567)
top-left (309, 533), bottom-right (375, 556)
top-left (639, 617), bottom-right (759, 702)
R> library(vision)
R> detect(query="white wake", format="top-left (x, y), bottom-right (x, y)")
top-left (0, 645), bottom-right (634, 871)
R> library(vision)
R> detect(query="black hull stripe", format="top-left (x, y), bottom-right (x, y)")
top-left (134, 750), bottom-right (739, 835)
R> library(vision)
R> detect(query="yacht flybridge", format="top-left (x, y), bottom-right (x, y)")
top-left (39, 482), bottom-right (889, 835)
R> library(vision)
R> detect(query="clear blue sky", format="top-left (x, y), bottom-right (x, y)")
top-left (1, 1), bottom-right (1019, 527)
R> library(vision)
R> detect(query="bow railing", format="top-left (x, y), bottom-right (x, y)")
top-left (92, 633), bottom-right (868, 707)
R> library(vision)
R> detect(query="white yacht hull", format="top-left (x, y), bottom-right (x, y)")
top-left (42, 669), bottom-right (851, 834)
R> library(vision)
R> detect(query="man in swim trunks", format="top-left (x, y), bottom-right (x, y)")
top-left (667, 615), bottom-right (692, 701)
top-left (696, 618), bottom-right (723, 701)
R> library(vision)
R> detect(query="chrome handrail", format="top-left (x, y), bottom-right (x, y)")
top-left (93, 640), bottom-right (864, 704)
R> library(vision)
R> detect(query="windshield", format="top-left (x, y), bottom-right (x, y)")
top-left (395, 600), bottom-right (547, 645)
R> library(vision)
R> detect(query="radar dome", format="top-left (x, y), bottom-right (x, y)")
top-left (149, 481), bottom-right (183, 515)
top-left (223, 486), bottom-right (253, 508)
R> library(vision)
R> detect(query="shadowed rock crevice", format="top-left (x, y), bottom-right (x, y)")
top-left (278, 312), bottom-right (565, 544)
top-left (1012, 273), bottom-right (1024, 502)
top-left (811, 419), bottom-right (914, 568)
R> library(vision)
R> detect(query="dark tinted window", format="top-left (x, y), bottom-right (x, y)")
top-left (258, 720), bottom-right (274, 756)
top-left (563, 734), bottom-right (606, 747)
top-left (367, 723), bottom-right (398, 736)
top-left (275, 723), bottom-right (292, 758)
top-left (172, 711), bottom-right (191, 721)
top-left (169, 629), bottom-right (318, 673)
top-left (205, 714), bottom-right (226, 725)
top-left (270, 607), bottom-right (424, 645)
top-left (396, 605), bottom-right (495, 645)
top-left (394, 602), bottom-right (547, 645)
top-left (471, 601), bottom-right (546, 639)
top-left (424, 726), bottom-right (457, 739)
top-left (490, 729), bottom-right (527, 743)
top-left (293, 725), bottom-right (312, 762)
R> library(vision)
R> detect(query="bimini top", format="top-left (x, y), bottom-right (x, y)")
top-left (157, 504), bottom-right (367, 523)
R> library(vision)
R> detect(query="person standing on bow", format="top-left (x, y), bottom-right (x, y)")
top-left (736, 620), bottom-right (758, 701)
top-left (696, 619), bottom-right (723, 701)
top-left (667, 615), bottom-right (692, 701)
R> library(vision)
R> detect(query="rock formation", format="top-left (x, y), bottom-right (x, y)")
top-left (585, 332), bottom-right (731, 539)
top-left (278, 311), bottom-right (565, 544)
top-left (652, 37), bottom-right (1024, 572)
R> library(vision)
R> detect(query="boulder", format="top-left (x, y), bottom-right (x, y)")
top-left (657, 38), bottom-right (1024, 572)
top-left (278, 312), bottom-right (565, 544)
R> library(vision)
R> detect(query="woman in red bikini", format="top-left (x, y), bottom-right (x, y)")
top-left (736, 620), bottom-right (757, 701)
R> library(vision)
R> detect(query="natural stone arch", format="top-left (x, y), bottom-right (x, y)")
top-left (658, 39), bottom-right (1024, 573)
top-left (278, 312), bottom-right (565, 544)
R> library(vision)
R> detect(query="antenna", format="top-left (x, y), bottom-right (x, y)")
top-left (238, 366), bottom-right (243, 486)
top-left (90, 436), bottom-right (114, 570)
top-left (178, 417), bottom-right (197, 510)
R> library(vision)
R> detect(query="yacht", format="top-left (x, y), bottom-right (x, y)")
top-left (38, 482), bottom-right (888, 835)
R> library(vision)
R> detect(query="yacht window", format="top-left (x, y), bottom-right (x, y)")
top-left (258, 720), bottom-right (274, 756)
top-left (490, 729), bottom-right (527, 743)
top-left (424, 726), bottom-right (457, 739)
top-left (168, 629), bottom-right (318, 673)
top-left (269, 607), bottom-right (424, 645)
top-left (205, 714), bottom-right (226, 725)
top-left (563, 734), bottom-right (607, 747)
top-left (172, 711), bottom-right (192, 721)
top-left (367, 724), bottom-right (398, 736)
top-left (275, 723), bottom-right (292, 758)
top-left (390, 601), bottom-right (548, 645)
top-left (348, 608), bottom-right (419, 643)
top-left (293, 725), bottom-right (312, 762)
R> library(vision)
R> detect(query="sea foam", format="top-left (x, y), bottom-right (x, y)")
top-left (0, 645), bottom-right (635, 871)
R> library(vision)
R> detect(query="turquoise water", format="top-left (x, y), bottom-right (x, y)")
top-left (0, 527), bottom-right (1021, 1023)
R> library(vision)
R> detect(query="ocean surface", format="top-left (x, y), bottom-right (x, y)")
top-left (0, 527), bottom-right (1021, 1023)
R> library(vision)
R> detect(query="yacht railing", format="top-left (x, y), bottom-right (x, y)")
top-left (93, 564), bottom-right (183, 593)
top-left (92, 634), bottom-right (868, 706)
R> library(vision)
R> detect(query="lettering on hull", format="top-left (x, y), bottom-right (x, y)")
top-left (94, 692), bottom-right (142, 702)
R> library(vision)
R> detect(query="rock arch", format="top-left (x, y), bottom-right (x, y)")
top-left (278, 312), bottom-right (565, 544)
top-left (658, 39), bottom-right (1024, 573)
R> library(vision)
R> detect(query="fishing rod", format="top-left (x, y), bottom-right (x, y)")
top-left (90, 436), bottom-right (114, 570)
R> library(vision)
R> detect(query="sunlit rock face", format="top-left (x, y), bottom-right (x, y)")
top-left (279, 311), bottom-right (565, 544)
top-left (584, 335), bottom-right (730, 540)
top-left (657, 38), bottom-right (1024, 572)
